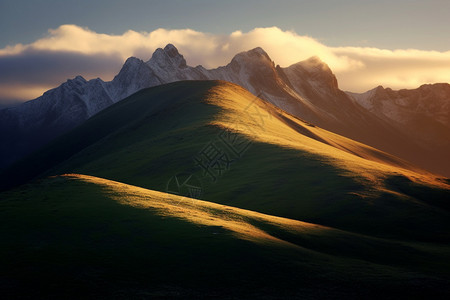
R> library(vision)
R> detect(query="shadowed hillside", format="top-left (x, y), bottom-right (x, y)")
top-left (1, 174), bottom-right (449, 299)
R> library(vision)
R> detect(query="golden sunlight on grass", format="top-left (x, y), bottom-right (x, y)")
top-left (65, 173), bottom-right (327, 247)
top-left (205, 82), bottom-right (449, 190)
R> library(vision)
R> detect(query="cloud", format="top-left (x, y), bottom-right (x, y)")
top-left (0, 46), bottom-right (123, 106)
top-left (0, 48), bottom-right (123, 85)
top-left (332, 47), bottom-right (450, 91)
top-left (1, 24), bottom-right (449, 104)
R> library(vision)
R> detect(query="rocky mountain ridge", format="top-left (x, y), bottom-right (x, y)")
top-left (1, 44), bottom-right (449, 176)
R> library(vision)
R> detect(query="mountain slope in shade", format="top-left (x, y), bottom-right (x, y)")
top-left (2, 81), bottom-right (448, 244)
top-left (0, 76), bottom-right (114, 168)
top-left (1, 173), bottom-right (449, 299)
top-left (2, 44), bottom-right (449, 177)
top-left (348, 83), bottom-right (450, 176)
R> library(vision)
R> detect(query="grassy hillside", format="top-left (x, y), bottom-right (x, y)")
top-left (1, 174), bottom-right (449, 299)
top-left (1, 80), bottom-right (449, 243)
top-left (1, 80), bottom-right (450, 298)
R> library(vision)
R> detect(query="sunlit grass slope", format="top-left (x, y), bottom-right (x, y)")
top-left (1, 81), bottom-right (449, 242)
top-left (1, 174), bottom-right (449, 299)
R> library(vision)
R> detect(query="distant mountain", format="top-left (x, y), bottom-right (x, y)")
top-left (348, 84), bottom-right (450, 131)
top-left (1, 44), bottom-right (449, 176)
top-left (348, 84), bottom-right (450, 175)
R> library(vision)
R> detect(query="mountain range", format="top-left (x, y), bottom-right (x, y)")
top-left (1, 80), bottom-right (449, 298)
top-left (1, 44), bottom-right (449, 177)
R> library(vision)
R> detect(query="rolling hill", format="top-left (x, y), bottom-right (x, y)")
top-left (1, 80), bottom-right (449, 298)
top-left (1, 174), bottom-right (449, 299)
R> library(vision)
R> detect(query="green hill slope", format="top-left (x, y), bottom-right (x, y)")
top-left (1, 80), bottom-right (449, 243)
top-left (1, 174), bottom-right (449, 299)
top-left (1, 80), bottom-right (450, 298)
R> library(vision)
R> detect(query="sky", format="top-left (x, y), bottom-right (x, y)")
top-left (1, 0), bottom-right (449, 106)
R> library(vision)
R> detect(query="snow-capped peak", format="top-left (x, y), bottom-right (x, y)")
top-left (232, 47), bottom-right (271, 62)
top-left (298, 56), bottom-right (331, 73)
top-left (147, 44), bottom-right (187, 69)
top-left (63, 75), bottom-right (87, 90)
top-left (123, 56), bottom-right (144, 66)
top-left (112, 56), bottom-right (147, 83)
top-left (164, 43), bottom-right (181, 57)
top-left (70, 75), bottom-right (87, 84)
top-left (248, 47), bottom-right (269, 57)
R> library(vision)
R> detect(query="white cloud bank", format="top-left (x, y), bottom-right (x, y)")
top-left (1, 24), bottom-right (449, 103)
